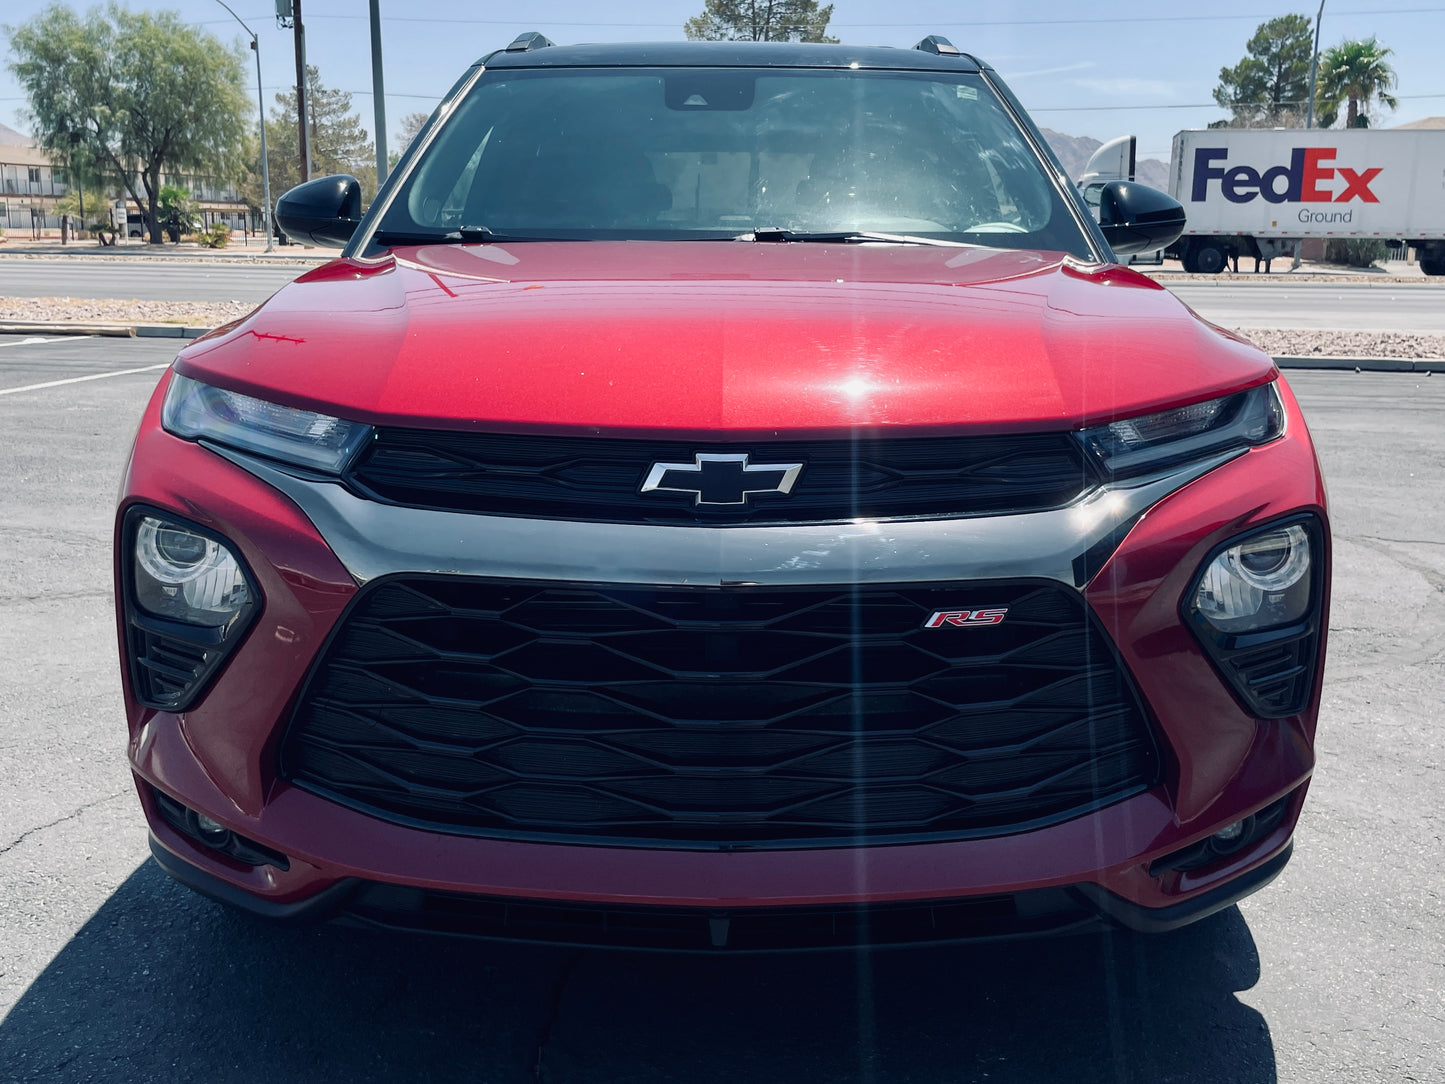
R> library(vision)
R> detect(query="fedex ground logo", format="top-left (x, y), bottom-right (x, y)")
top-left (1192, 147), bottom-right (1381, 205)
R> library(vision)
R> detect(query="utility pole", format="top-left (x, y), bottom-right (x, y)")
top-left (369, 0), bottom-right (388, 187)
top-left (1306, 0), bottom-right (1326, 128)
top-left (295, 0), bottom-right (310, 181)
top-left (277, 0), bottom-right (310, 181)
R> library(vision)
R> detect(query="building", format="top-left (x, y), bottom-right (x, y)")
top-left (0, 121), bottom-right (69, 237)
top-left (0, 120), bottom-right (257, 240)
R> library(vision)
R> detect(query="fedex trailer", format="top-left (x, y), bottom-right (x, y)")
top-left (1166, 128), bottom-right (1445, 274)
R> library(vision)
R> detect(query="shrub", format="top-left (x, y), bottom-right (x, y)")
top-left (1324, 238), bottom-right (1389, 268)
top-left (197, 222), bottom-right (232, 248)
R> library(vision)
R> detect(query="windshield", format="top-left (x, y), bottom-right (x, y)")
top-left (373, 66), bottom-right (1091, 254)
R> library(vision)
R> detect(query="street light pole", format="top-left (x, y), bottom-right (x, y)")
top-left (369, 0), bottom-right (388, 188)
top-left (215, 0), bottom-right (273, 252)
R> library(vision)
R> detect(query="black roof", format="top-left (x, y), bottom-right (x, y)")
top-left (480, 40), bottom-right (985, 73)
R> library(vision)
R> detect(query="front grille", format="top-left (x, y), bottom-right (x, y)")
top-left (281, 577), bottom-right (1157, 847)
top-left (344, 431), bottom-right (1096, 525)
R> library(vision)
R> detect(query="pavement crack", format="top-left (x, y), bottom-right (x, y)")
top-left (0, 791), bottom-right (128, 856)
top-left (533, 949), bottom-right (586, 1083)
top-left (0, 590), bottom-right (113, 606)
top-left (1359, 535), bottom-right (1445, 549)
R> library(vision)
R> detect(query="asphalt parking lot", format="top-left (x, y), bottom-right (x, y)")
top-left (0, 334), bottom-right (1441, 1082)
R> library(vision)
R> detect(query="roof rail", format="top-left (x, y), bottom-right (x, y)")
top-left (913, 35), bottom-right (960, 57)
top-left (506, 31), bottom-right (556, 53)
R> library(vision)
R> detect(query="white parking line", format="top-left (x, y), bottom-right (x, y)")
top-left (0, 335), bottom-right (94, 348)
top-left (0, 362), bottom-right (170, 397)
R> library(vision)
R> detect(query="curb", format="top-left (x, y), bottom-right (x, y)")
top-left (1273, 356), bottom-right (1445, 373)
top-left (0, 323), bottom-right (209, 339)
top-left (0, 322), bottom-right (139, 337)
top-left (135, 325), bottom-right (211, 339)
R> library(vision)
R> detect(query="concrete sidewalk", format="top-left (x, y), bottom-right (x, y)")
top-left (0, 236), bottom-right (324, 263)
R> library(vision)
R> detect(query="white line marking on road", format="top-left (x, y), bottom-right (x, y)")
top-left (0, 335), bottom-right (94, 348)
top-left (0, 363), bottom-right (170, 397)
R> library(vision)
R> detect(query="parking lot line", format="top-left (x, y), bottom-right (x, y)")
top-left (0, 336), bottom-right (93, 349)
top-left (0, 362), bottom-right (170, 397)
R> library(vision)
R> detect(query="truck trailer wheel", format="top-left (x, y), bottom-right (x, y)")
top-left (1421, 255), bottom-right (1445, 277)
top-left (1188, 240), bottom-right (1228, 275)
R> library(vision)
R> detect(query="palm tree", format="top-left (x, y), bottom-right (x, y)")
top-left (1315, 38), bottom-right (1399, 128)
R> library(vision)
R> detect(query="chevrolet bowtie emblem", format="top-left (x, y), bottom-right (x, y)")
top-left (641, 453), bottom-right (804, 506)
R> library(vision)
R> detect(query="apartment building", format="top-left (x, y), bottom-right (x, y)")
top-left (0, 121), bottom-right (256, 238)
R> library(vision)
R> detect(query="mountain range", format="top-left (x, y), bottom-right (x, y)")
top-left (1041, 129), bottom-right (1169, 189)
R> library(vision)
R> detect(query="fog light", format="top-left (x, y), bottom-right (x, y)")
top-left (193, 812), bottom-right (231, 846)
top-left (1213, 820), bottom-right (1246, 844)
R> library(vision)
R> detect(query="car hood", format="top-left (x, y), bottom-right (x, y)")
top-left (176, 242), bottom-right (1274, 437)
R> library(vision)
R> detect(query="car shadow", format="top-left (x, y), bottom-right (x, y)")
top-left (0, 860), bottom-right (1274, 1083)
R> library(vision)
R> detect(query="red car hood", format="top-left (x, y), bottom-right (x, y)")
top-left (176, 242), bottom-right (1273, 437)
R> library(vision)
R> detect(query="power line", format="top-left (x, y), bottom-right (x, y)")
top-left (1031, 92), bottom-right (1445, 113)
top-left (289, 6), bottom-right (1445, 27)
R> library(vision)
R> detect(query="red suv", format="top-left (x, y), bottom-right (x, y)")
top-left (116, 36), bottom-right (1329, 950)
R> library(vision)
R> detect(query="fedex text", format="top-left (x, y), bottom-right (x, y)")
top-left (1191, 147), bottom-right (1381, 205)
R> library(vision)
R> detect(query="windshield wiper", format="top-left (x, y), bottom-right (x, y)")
top-left (371, 225), bottom-right (546, 246)
top-left (736, 227), bottom-right (970, 248)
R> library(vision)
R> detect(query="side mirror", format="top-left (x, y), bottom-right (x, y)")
top-left (275, 175), bottom-right (362, 247)
top-left (1097, 181), bottom-right (1186, 256)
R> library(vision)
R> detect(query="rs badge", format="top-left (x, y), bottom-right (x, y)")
top-left (924, 608), bottom-right (1008, 628)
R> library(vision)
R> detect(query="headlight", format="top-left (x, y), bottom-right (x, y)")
top-left (122, 510), bottom-right (260, 711)
top-left (1184, 517), bottom-right (1325, 718)
top-left (162, 373), bottom-right (372, 473)
top-left (133, 516), bottom-right (251, 623)
top-left (1077, 383), bottom-right (1284, 479)
top-left (1192, 523), bottom-right (1312, 635)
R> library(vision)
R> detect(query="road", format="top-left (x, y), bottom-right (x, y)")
top-left (0, 334), bottom-right (1440, 1082)
top-left (0, 258), bottom-right (304, 304)
top-left (1166, 281), bottom-right (1445, 331)
top-left (1, 256), bottom-right (1442, 331)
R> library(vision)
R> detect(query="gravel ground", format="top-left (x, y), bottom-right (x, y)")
top-left (3, 295), bottom-right (1444, 360)
top-left (0, 296), bottom-right (256, 327)
top-left (1231, 327), bottom-right (1445, 360)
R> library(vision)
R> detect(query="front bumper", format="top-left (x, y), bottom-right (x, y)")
top-left (148, 829), bottom-right (1295, 950)
top-left (118, 371), bottom-right (1329, 942)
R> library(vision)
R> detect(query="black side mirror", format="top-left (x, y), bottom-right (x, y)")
top-left (275, 175), bottom-right (363, 248)
top-left (1097, 181), bottom-right (1186, 256)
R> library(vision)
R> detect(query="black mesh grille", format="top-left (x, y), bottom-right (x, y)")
top-left (281, 577), bottom-right (1157, 847)
top-left (344, 431), bottom-right (1095, 525)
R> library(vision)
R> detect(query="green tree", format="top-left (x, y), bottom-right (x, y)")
top-left (6, 4), bottom-right (250, 244)
top-left (1212, 15), bottom-right (1315, 127)
top-left (1316, 38), bottom-right (1398, 129)
top-left (387, 110), bottom-right (431, 169)
top-left (260, 64), bottom-right (376, 204)
top-left (685, 0), bottom-right (837, 43)
top-left (52, 138), bottom-right (111, 234)
top-left (393, 111), bottom-right (431, 155)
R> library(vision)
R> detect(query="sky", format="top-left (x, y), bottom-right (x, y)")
top-left (3, 0), bottom-right (1444, 164)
